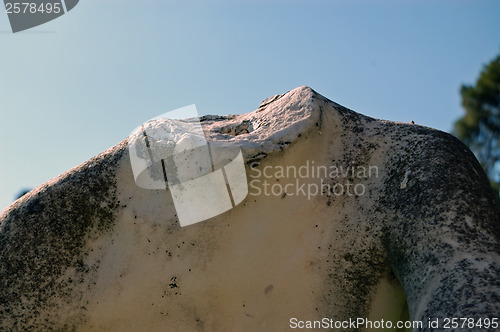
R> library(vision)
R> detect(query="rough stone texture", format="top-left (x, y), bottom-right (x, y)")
top-left (0, 143), bottom-right (125, 330)
top-left (0, 86), bottom-right (498, 331)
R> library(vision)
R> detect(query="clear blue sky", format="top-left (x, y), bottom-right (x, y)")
top-left (1, 0), bottom-right (499, 212)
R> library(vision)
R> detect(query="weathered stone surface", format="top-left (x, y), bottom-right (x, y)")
top-left (0, 86), bottom-right (498, 331)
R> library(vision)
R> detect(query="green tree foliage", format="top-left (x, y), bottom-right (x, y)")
top-left (453, 54), bottom-right (500, 206)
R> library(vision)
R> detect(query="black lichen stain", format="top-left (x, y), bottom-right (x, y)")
top-left (310, 99), bottom-right (393, 323)
top-left (169, 277), bottom-right (178, 289)
top-left (314, 93), bottom-right (499, 326)
top-left (377, 124), bottom-right (500, 324)
top-left (0, 141), bottom-right (127, 331)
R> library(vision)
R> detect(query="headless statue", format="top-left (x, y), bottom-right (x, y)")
top-left (1, 87), bottom-right (498, 331)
